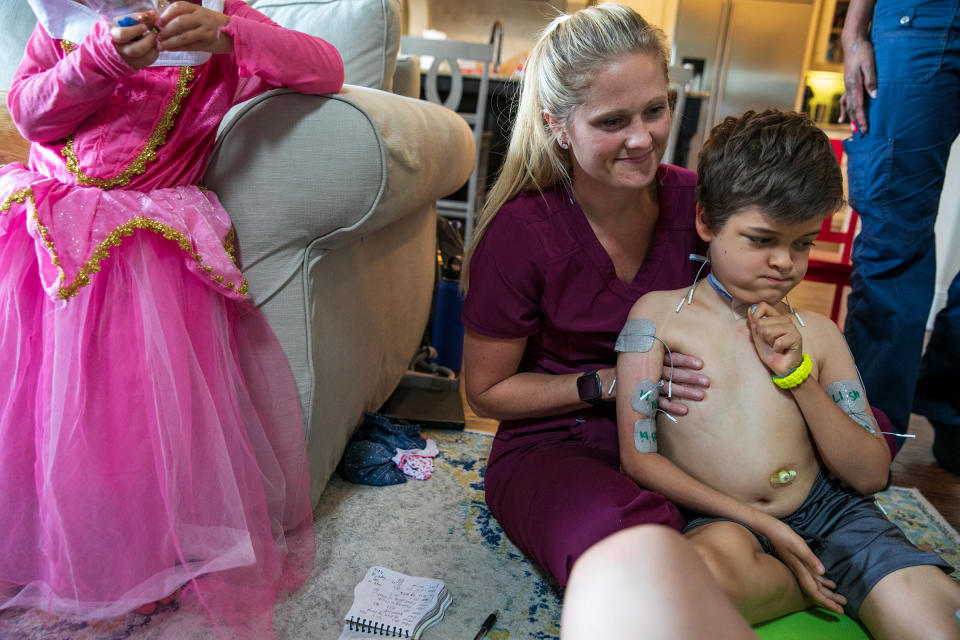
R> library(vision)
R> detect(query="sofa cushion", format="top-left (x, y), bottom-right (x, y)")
top-left (1, 0), bottom-right (38, 89)
top-left (248, 0), bottom-right (400, 92)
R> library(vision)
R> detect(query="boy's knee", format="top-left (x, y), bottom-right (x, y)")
top-left (689, 540), bottom-right (737, 595)
top-left (582, 524), bottom-right (683, 568)
top-left (859, 566), bottom-right (960, 640)
top-left (569, 525), bottom-right (691, 601)
top-left (686, 523), bottom-right (763, 596)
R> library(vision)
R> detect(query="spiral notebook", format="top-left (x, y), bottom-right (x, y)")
top-left (337, 566), bottom-right (452, 639)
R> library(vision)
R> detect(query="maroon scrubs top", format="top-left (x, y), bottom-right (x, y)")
top-left (462, 164), bottom-right (705, 585)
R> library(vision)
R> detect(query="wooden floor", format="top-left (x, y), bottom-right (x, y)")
top-left (459, 279), bottom-right (960, 532)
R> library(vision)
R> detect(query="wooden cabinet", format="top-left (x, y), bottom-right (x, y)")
top-left (810, 0), bottom-right (849, 72)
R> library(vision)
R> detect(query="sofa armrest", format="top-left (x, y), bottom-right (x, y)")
top-left (203, 84), bottom-right (474, 306)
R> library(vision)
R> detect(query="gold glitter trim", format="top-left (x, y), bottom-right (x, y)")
top-left (1, 189), bottom-right (247, 299)
top-left (224, 226), bottom-right (238, 264)
top-left (61, 66), bottom-right (196, 190)
top-left (2, 187), bottom-right (69, 287)
top-left (60, 41), bottom-right (76, 54)
top-left (1, 187), bottom-right (35, 213)
top-left (54, 217), bottom-right (249, 299)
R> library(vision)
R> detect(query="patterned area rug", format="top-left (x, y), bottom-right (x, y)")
top-left (1, 429), bottom-right (957, 639)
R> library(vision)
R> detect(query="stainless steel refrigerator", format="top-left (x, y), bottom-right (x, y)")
top-left (672, 0), bottom-right (814, 168)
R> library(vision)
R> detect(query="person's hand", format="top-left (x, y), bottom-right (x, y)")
top-left (748, 302), bottom-right (802, 377)
top-left (658, 352), bottom-right (708, 415)
top-left (838, 37), bottom-right (877, 133)
top-left (110, 19), bottom-right (159, 69)
top-left (157, 1), bottom-right (233, 55)
top-left (761, 517), bottom-right (847, 614)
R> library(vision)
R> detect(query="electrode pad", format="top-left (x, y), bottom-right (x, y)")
top-left (826, 380), bottom-right (878, 435)
top-left (634, 419), bottom-right (657, 453)
top-left (631, 380), bottom-right (661, 453)
top-left (615, 319), bottom-right (656, 353)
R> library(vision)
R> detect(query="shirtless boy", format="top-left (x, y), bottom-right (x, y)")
top-left (616, 109), bottom-right (959, 640)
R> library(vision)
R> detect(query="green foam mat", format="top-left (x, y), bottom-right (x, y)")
top-left (755, 608), bottom-right (871, 639)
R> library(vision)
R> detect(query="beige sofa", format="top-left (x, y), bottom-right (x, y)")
top-left (1, 0), bottom-right (475, 504)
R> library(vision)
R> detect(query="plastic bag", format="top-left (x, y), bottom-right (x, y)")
top-left (79, 0), bottom-right (166, 26)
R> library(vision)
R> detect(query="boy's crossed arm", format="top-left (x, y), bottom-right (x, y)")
top-left (747, 302), bottom-right (891, 494)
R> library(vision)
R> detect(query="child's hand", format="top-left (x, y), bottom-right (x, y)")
top-left (762, 518), bottom-right (847, 614)
top-left (157, 2), bottom-right (234, 55)
top-left (111, 20), bottom-right (160, 69)
top-left (748, 302), bottom-right (803, 377)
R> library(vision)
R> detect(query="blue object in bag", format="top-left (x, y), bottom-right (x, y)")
top-left (432, 275), bottom-right (464, 372)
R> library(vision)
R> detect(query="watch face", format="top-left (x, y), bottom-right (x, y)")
top-left (577, 371), bottom-right (602, 402)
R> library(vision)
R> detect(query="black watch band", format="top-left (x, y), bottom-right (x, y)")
top-left (577, 370), bottom-right (604, 405)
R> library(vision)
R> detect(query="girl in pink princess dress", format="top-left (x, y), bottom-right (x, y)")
top-left (0, 0), bottom-right (343, 636)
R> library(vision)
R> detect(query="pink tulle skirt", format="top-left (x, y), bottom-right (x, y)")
top-left (0, 214), bottom-right (314, 637)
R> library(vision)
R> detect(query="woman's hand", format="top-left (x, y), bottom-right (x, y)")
top-left (657, 352), bottom-right (708, 415)
top-left (111, 20), bottom-right (159, 69)
top-left (748, 302), bottom-right (803, 377)
top-left (157, 1), bottom-right (233, 55)
top-left (837, 36), bottom-right (876, 133)
top-left (761, 517), bottom-right (847, 614)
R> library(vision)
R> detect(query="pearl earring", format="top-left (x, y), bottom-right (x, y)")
top-left (558, 139), bottom-right (569, 150)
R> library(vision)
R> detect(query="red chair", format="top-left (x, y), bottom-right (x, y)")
top-left (803, 138), bottom-right (859, 326)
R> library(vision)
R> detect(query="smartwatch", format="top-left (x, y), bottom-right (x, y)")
top-left (577, 370), bottom-right (604, 405)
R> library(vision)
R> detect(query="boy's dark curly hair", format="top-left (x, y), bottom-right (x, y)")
top-left (696, 108), bottom-right (844, 230)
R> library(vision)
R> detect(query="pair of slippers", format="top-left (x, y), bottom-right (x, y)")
top-left (338, 413), bottom-right (427, 486)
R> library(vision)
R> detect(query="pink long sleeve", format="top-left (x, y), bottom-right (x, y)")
top-left (8, 21), bottom-right (134, 144)
top-left (220, 0), bottom-right (344, 103)
top-left (4, 0), bottom-right (346, 192)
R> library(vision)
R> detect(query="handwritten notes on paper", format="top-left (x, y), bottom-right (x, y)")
top-left (340, 566), bottom-right (452, 639)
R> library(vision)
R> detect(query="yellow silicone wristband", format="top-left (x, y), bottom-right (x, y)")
top-left (772, 353), bottom-right (812, 389)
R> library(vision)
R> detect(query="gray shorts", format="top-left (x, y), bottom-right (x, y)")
top-left (683, 472), bottom-right (953, 618)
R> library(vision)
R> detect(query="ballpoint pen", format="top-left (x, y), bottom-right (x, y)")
top-left (472, 609), bottom-right (499, 640)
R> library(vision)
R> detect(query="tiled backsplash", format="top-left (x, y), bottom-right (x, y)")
top-left (406, 0), bottom-right (574, 65)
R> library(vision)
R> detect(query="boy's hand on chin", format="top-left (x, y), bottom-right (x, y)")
top-left (748, 302), bottom-right (803, 377)
top-left (157, 2), bottom-right (233, 55)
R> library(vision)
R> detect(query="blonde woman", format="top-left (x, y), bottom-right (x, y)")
top-left (461, 4), bottom-right (709, 585)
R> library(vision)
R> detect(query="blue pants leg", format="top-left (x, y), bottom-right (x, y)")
top-left (843, 0), bottom-right (960, 443)
top-left (914, 271), bottom-right (960, 470)
top-left (915, 272), bottom-right (960, 425)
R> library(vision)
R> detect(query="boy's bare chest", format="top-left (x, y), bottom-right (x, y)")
top-left (657, 311), bottom-right (819, 509)
top-left (666, 317), bottom-right (802, 432)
